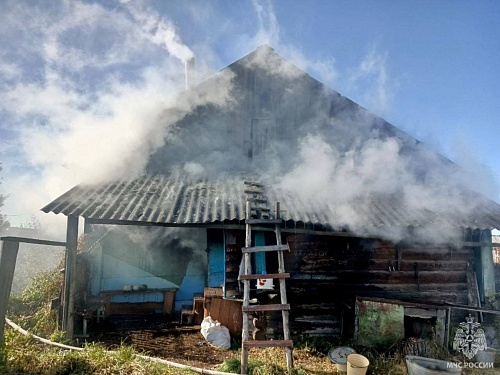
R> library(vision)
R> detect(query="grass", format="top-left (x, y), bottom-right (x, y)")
top-left (215, 337), bottom-right (500, 374)
top-left (2, 266), bottom-right (194, 374)
top-left (0, 332), bottom-right (194, 374)
top-left (7, 267), bottom-right (65, 340)
top-left (4, 266), bottom-right (500, 374)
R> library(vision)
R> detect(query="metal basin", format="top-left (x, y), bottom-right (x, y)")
top-left (406, 355), bottom-right (461, 375)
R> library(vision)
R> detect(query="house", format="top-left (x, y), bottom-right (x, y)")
top-left (41, 45), bottom-right (500, 346)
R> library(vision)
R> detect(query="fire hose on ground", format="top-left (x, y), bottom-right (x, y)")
top-left (4, 318), bottom-right (237, 375)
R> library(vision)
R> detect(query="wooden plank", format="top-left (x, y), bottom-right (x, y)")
top-left (243, 340), bottom-right (293, 348)
top-left (82, 218), bottom-right (368, 238)
top-left (242, 304), bottom-right (290, 312)
top-left (0, 236), bottom-right (66, 247)
top-left (291, 270), bottom-right (467, 284)
top-left (367, 259), bottom-right (468, 272)
top-left (106, 302), bottom-right (164, 315)
top-left (290, 281), bottom-right (468, 292)
top-left (205, 298), bottom-right (242, 336)
top-left (204, 287), bottom-right (223, 297)
top-left (371, 247), bottom-right (471, 262)
top-left (246, 219), bottom-right (283, 225)
top-left (238, 273), bottom-right (290, 280)
top-left (443, 302), bottom-right (500, 316)
top-left (242, 244), bottom-right (289, 253)
top-left (436, 309), bottom-right (447, 346)
top-left (0, 240), bottom-right (19, 347)
top-left (354, 296), bottom-right (454, 311)
top-left (461, 241), bottom-right (500, 248)
top-left (211, 297), bottom-right (222, 319)
top-left (445, 307), bottom-right (451, 348)
top-left (163, 290), bottom-right (176, 315)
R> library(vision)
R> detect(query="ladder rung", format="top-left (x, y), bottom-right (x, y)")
top-left (239, 273), bottom-right (290, 280)
top-left (242, 304), bottom-right (290, 312)
top-left (247, 197), bottom-right (268, 203)
top-left (242, 244), bottom-right (289, 253)
top-left (244, 181), bottom-right (265, 187)
top-left (243, 186), bottom-right (264, 195)
top-left (246, 218), bottom-right (282, 225)
top-left (243, 340), bottom-right (293, 348)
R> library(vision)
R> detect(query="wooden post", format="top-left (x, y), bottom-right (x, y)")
top-left (275, 202), bottom-right (293, 371)
top-left (445, 307), bottom-right (451, 349)
top-left (62, 215), bottom-right (79, 341)
top-left (83, 219), bottom-right (92, 234)
top-left (0, 239), bottom-right (19, 347)
top-left (480, 230), bottom-right (495, 304)
top-left (241, 201), bottom-right (252, 375)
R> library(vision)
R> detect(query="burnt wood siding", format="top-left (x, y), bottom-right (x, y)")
top-left (285, 235), bottom-right (471, 298)
top-left (222, 230), bottom-right (475, 338)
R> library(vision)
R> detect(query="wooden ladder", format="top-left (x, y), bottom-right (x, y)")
top-left (240, 183), bottom-right (293, 374)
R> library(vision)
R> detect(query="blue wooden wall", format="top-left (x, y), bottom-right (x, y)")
top-left (254, 232), bottom-right (266, 274)
top-left (207, 229), bottom-right (225, 288)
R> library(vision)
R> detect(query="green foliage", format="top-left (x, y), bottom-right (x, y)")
top-left (11, 240), bottom-right (65, 295)
top-left (19, 268), bottom-right (63, 308)
top-left (217, 357), bottom-right (240, 373)
top-left (1, 264), bottom-right (194, 374)
top-left (8, 267), bottom-right (64, 338)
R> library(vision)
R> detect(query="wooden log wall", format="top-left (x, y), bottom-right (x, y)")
top-left (223, 230), bottom-right (476, 339)
top-left (285, 234), bottom-right (472, 300)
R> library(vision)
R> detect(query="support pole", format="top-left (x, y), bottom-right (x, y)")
top-left (0, 239), bottom-right (19, 347)
top-left (62, 215), bottom-right (79, 341)
top-left (241, 201), bottom-right (252, 375)
top-left (480, 230), bottom-right (496, 304)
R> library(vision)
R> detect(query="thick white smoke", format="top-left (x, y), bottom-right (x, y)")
top-left (1, 0), bottom-right (496, 247)
top-left (0, 0), bottom-right (235, 236)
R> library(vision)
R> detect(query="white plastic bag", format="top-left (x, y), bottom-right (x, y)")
top-left (200, 316), bottom-right (231, 350)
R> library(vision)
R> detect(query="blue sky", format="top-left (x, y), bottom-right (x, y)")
top-left (0, 0), bottom-right (499, 235)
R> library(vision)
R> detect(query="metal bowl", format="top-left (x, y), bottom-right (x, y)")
top-left (328, 346), bottom-right (356, 372)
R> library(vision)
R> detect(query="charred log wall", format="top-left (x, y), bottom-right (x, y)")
top-left (222, 230), bottom-right (474, 338)
top-left (282, 234), bottom-right (473, 338)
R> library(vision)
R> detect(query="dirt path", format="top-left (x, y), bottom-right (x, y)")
top-left (88, 316), bottom-right (236, 370)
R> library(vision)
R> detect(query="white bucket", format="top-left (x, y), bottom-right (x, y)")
top-left (256, 278), bottom-right (274, 290)
top-left (347, 354), bottom-right (369, 375)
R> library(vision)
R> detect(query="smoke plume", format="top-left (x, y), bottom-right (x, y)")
top-left (0, 0), bottom-right (497, 247)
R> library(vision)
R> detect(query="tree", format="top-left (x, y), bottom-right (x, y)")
top-left (0, 163), bottom-right (10, 232)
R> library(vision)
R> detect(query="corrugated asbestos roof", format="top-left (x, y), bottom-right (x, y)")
top-left (42, 174), bottom-right (500, 232)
